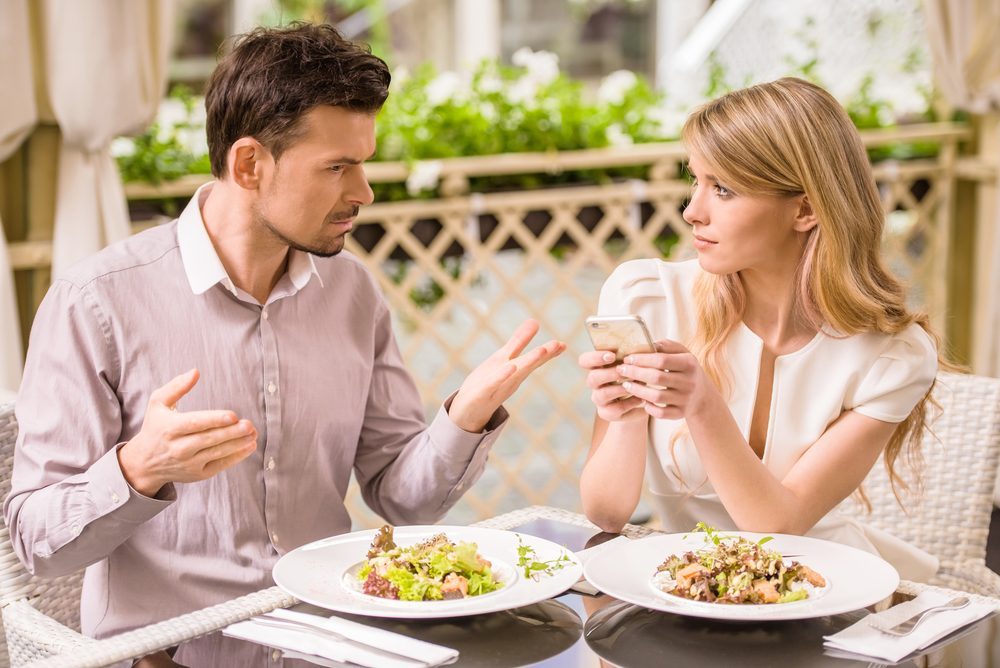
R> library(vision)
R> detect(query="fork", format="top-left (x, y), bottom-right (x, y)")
top-left (867, 596), bottom-right (971, 636)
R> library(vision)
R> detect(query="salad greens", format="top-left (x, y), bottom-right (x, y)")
top-left (653, 524), bottom-right (826, 604)
top-left (358, 526), bottom-right (502, 601)
top-left (516, 535), bottom-right (574, 580)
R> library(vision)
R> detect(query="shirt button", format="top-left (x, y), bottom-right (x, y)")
top-left (267, 457), bottom-right (276, 470)
top-left (111, 493), bottom-right (120, 504)
top-left (271, 649), bottom-right (282, 661)
top-left (271, 532), bottom-right (279, 544)
top-left (267, 382), bottom-right (277, 394)
top-left (262, 309), bottom-right (269, 320)
top-left (71, 522), bottom-right (81, 534)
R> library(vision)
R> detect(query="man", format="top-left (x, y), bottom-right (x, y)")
top-left (5, 23), bottom-right (564, 664)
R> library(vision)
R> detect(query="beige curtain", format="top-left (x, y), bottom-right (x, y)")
top-left (44, 0), bottom-right (175, 277)
top-left (924, 0), bottom-right (1000, 377)
top-left (0, 0), bottom-right (37, 393)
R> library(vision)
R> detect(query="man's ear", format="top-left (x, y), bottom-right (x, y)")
top-left (793, 194), bottom-right (819, 233)
top-left (227, 138), bottom-right (269, 190)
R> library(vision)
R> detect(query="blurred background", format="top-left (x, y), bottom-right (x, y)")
top-left (0, 0), bottom-right (997, 529)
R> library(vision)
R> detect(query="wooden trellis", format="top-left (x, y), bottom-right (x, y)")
top-left (3, 124), bottom-right (982, 527)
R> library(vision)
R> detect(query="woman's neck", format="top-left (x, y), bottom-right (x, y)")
top-left (739, 265), bottom-right (816, 354)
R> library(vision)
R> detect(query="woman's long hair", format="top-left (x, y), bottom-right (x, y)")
top-left (680, 77), bottom-right (948, 504)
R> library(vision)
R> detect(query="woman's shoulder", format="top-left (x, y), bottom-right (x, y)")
top-left (598, 258), bottom-right (701, 339)
top-left (839, 323), bottom-right (939, 423)
top-left (603, 257), bottom-right (701, 295)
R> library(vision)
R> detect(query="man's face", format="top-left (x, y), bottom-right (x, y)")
top-left (252, 105), bottom-right (376, 257)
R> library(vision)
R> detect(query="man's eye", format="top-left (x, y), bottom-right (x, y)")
top-left (329, 165), bottom-right (345, 173)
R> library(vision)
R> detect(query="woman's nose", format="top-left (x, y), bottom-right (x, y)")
top-left (682, 189), bottom-right (703, 226)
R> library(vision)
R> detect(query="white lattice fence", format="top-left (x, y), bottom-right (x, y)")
top-left (341, 143), bottom-right (961, 529)
top-left (4, 126), bottom-right (973, 529)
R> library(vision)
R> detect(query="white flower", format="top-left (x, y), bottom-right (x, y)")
top-left (391, 65), bottom-right (410, 88)
top-left (477, 74), bottom-right (503, 94)
top-left (605, 123), bottom-right (634, 147)
top-left (505, 77), bottom-right (538, 107)
top-left (598, 70), bottom-right (638, 106)
top-left (425, 72), bottom-right (464, 106)
top-left (406, 160), bottom-right (443, 196)
top-left (110, 137), bottom-right (136, 158)
top-left (646, 105), bottom-right (687, 139)
top-left (511, 47), bottom-right (560, 86)
top-left (480, 102), bottom-right (498, 122)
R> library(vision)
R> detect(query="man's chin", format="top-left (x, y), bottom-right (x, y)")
top-left (290, 239), bottom-right (345, 258)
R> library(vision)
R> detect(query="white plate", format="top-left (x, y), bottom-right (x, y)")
top-left (273, 525), bottom-right (583, 619)
top-left (584, 531), bottom-right (899, 621)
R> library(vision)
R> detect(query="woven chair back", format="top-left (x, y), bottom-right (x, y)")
top-left (0, 402), bottom-right (85, 664)
top-left (842, 373), bottom-right (1000, 572)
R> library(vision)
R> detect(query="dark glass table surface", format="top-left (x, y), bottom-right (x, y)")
top-left (187, 521), bottom-right (999, 668)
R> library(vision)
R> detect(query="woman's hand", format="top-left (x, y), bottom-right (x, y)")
top-left (616, 339), bottom-right (720, 420)
top-left (578, 350), bottom-right (646, 422)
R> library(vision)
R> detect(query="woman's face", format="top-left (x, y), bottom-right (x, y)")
top-left (682, 152), bottom-right (813, 277)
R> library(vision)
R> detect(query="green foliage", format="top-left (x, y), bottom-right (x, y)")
top-left (116, 85), bottom-right (210, 185)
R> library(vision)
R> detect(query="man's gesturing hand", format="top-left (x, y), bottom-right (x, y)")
top-left (118, 369), bottom-right (258, 497)
top-left (448, 319), bottom-right (566, 433)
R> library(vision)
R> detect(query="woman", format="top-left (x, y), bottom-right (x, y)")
top-left (579, 77), bottom-right (941, 581)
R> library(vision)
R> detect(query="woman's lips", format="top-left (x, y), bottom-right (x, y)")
top-left (693, 234), bottom-right (717, 250)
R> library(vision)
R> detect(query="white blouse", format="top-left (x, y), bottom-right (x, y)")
top-left (598, 259), bottom-right (939, 581)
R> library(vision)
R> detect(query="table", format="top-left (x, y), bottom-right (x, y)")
top-left (34, 507), bottom-right (1000, 667)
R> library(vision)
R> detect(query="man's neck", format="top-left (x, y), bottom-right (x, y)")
top-left (200, 181), bottom-right (289, 304)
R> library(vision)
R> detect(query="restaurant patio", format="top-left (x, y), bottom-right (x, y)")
top-left (0, 0), bottom-right (999, 666)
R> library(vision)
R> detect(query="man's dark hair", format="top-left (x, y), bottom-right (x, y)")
top-left (205, 22), bottom-right (390, 177)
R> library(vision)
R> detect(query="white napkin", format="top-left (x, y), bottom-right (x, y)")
top-left (823, 591), bottom-right (996, 662)
top-left (571, 535), bottom-right (631, 594)
top-left (223, 608), bottom-right (458, 668)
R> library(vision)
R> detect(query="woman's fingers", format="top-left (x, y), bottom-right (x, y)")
top-left (579, 350), bottom-right (618, 369)
top-left (585, 367), bottom-right (621, 389)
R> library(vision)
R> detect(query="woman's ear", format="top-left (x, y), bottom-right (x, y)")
top-left (793, 194), bottom-right (819, 233)
top-left (228, 138), bottom-right (269, 190)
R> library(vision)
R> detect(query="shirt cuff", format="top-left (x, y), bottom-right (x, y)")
top-left (432, 393), bottom-right (509, 460)
top-left (85, 444), bottom-right (176, 524)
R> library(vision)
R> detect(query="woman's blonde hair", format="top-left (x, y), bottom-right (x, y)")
top-left (680, 77), bottom-right (947, 504)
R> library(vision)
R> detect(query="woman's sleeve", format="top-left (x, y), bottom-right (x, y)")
top-left (850, 324), bottom-right (938, 423)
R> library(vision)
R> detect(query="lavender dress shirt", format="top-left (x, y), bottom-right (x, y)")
top-left (4, 184), bottom-right (507, 644)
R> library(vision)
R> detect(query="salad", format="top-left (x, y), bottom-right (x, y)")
top-left (356, 525), bottom-right (503, 601)
top-left (652, 524), bottom-right (826, 604)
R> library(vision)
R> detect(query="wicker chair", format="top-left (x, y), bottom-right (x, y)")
top-left (0, 401), bottom-right (94, 666)
top-left (0, 401), bottom-right (295, 668)
top-left (840, 372), bottom-right (1000, 596)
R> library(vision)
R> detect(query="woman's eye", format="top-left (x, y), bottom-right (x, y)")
top-left (714, 184), bottom-right (732, 198)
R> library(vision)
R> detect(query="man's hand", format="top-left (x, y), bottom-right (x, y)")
top-left (448, 320), bottom-right (566, 433)
top-left (118, 369), bottom-right (258, 497)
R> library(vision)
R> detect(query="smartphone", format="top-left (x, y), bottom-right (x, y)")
top-left (585, 314), bottom-right (656, 362)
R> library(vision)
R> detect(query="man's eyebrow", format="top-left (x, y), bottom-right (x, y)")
top-left (326, 151), bottom-right (377, 165)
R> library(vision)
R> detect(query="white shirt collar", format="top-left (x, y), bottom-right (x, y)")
top-left (177, 182), bottom-right (324, 298)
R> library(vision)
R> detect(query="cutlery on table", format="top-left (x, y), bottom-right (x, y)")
top-left (866, 596), bottom-right (971, 636)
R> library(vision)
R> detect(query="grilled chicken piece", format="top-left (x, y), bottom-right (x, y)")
top-left (676, 562), bottom-right (710, 589)
top-left (799, 565), bottom-right (826, 587)
top-left (441, 573), bottom-right (469, 600)
top-left (752, 578), bottom-right (780, 603)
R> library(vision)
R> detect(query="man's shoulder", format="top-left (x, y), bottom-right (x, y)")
top-left (60, 222), bottom-right (181, 288)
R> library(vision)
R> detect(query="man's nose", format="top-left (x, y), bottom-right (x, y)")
top-left (345, 165), bottom-right (375, 206)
